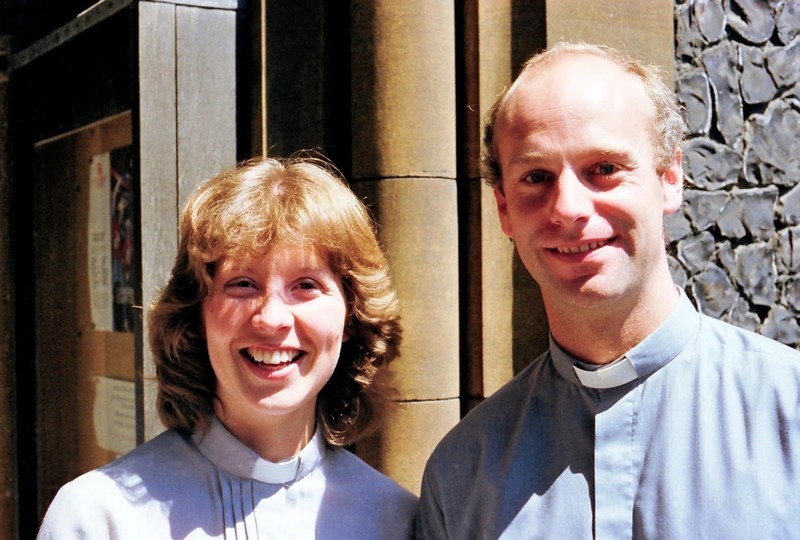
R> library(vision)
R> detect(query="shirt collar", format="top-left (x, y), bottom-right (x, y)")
top-left (551, 289), bottom-right (700, 389)
top-left (192, 415), bottom-right (326, 485)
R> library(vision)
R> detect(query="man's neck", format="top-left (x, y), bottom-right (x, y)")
top-left (545, 281), bottom-right (680, 365)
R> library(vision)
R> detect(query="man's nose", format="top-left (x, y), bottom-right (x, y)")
top-left (252, 295), bottom-right (293, 330)
top-left (549, 170), bottom-right (593, 225)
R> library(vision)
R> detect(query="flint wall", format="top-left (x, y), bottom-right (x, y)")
top-left (671, 0), bottom-right (800, 347)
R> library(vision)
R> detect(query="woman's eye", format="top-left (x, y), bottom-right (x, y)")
top-left (223, 278), bottom-right (257, 295)
top-left (295, 279), bottom-right (321, 292)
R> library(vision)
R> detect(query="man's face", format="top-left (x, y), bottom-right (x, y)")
top-left (493, 54), bottom-right (683, 314)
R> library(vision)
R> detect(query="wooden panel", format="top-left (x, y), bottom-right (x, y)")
top-left (176, 4), bottom-right (237, 208)
top-left (138, 0), bottom-right (178, 442)
top-left (34, 137), bottom-right (80, 517)
top-left (0, 56), bottom-right (16, 537)
top-left (138, 2), bottom-right (238, 441)
top-left (156, 0), bottom-right (240, 8)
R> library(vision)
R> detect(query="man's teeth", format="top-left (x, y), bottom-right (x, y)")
top-left (248, 349), bottom-right (297, 365)
top-left (556, 240), bottom-right (607, 254)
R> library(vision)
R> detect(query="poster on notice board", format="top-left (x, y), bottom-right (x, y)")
top-left (88, 146), bottom-right (136, 333)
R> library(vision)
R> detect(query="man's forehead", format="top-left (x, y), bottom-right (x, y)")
top-left (499, 54), bottom-right (653, 124)
top-left (520, 53), bottom-right (637, 95)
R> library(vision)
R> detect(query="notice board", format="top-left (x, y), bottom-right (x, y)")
top-left (33, 112), bottom-right (137, 505)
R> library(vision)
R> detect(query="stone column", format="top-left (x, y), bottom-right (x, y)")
top-left (350, 1), bottom-right (461, 494)
top-left (461, 1), bottom-right (550, 414)
top-left (546, 0), bottom-right (675, 82)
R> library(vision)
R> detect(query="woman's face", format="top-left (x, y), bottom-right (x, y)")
top-left (202, 245), bottom-right (348, 435)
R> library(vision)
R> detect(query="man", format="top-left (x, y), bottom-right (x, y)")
top-left (416, 42), bottom-right (800, 539)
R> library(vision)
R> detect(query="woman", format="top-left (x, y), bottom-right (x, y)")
top-left (38, 157), bottom-right (417, 538)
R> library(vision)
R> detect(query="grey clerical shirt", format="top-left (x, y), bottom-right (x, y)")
top-left (417, 291), bottom-right (800, 539)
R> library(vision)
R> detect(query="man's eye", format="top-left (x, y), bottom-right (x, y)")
top-left (523, 171), bottom-right (551, 184)
top-left (595, 163), bottom-right (617, 176)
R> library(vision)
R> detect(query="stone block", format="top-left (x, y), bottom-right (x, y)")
top-left (675, 3), bottom-right (704, 60)
top-left (665, 209), bottom-right (693, 242)
top-left (683, 189), bottom-right (728, 230)
top-left (725, 0), bottom-right (775, 45)
top-left (785, 277), bottom-right (800, 312)
top-left (356, 398), bottom-right (460, 494)
top-left (738, 186), bottom-right (778, 240)
top-left (766, 37), bottom-right (800, 87)
top-left (702, 41), bottom-right (744, 148)
top-left (677, 231), bottom-right (716, 273)
top-left (693, 0), bottom-right (726, 43)
top-left (780, 184), bottom-right (800, 225)
top-left (353, 177), bottom-right (459, 401)
top-left (760, 305), bottom-right (800, 346)
top-left (350, 1), bottom-right (456, 179)
top-left (740, 45), bottom-right (777, 104)
top-left (682, 138), bottom-right (741, 190)
top-left (744, 99), bottom-right (800, 187)
top-left (725, 295), bottom-right (761, 331)
top-left (690, 264), bottom-right (738, 318)
top-left (668, 255), bottom-right (688, 288)
top-left (676, 69), bottom-right (713, 135)
top-left (716, 240), bottom-right (736, 275)
top-left (716, 195), bottom-right (746, 238)
top-left (777, 2), bottom-right (800, 44)
top-left (733, 242), bottom-right (777, 307)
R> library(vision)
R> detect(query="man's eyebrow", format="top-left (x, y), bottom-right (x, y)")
top-left (506, 147), bottom-right (636, 168)
top-left (505, 150), bottom-right (546, 169)
top-left (594, 147), bottom-right (634, 158)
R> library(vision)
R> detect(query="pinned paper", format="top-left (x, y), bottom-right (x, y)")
top-left (93, 376), bottom-right (136, 455)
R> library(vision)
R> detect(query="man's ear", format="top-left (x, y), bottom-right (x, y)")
top-left (662, 147), bottom-right (684, 215)
top-left (493, 185), bottom-right (514, 238)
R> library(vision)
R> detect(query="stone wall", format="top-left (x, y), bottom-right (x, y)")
top-left (671, 0), bottom-right (800, 348)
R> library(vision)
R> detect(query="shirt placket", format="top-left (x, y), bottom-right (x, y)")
top-left (593, 388), bottom-right (637, 540)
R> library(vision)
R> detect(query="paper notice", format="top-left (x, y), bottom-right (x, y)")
top-left (88, 153), bottom-right (114, 331)
top-left (93, 376), bottom-right (136, 455)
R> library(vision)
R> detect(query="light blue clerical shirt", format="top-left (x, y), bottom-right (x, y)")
top-left (417, 291), bottom-right (800, 539)
top-left (39, 416), bottom-right (417, 539)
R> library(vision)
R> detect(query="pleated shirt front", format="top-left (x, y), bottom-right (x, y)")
top-left (38, 417), bottom-right (417, 539)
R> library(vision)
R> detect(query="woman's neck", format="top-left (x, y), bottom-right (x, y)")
top-left (213, 403), bottom-right (316, 462)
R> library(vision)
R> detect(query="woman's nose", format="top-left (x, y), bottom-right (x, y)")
top-left (252, 295), bottom-right (293, 330)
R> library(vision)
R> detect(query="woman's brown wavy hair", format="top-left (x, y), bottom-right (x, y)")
top-left (147, 156), bottom-right (402, 446)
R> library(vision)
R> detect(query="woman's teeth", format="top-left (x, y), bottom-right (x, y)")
top-left (247, 349), bottom-right (297, 365)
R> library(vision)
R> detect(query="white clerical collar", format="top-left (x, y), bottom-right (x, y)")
top-left (193, 416), bottom-right (325, 485)
top-left (572, 355), bottom-right (638, 389)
